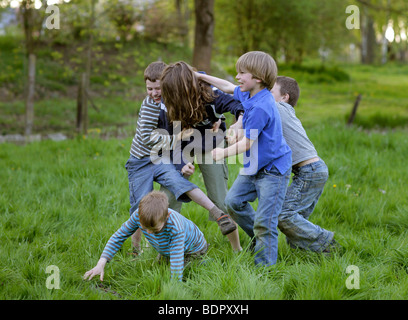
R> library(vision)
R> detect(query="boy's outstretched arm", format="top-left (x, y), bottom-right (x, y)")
top-left (83, 214), bottom-right (139, 282)
top-left (196, 72), bottom-right (236, 94)
top-left (212, 136), bottom-right (254, 161)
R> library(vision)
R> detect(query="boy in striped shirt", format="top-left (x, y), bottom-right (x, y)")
top-left (83, 191), bottom-right (208, 282)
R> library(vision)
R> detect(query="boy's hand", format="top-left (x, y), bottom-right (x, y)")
top-left (212, 147), bottom-right (225, 161)
top-left (181, 162), bottom-right (195, 177)
top-left (83, 258), bottom-right (107, 281)
top-left (211, 119), bottom-right (222, 133)
top-left (226, 126), bottom-right (244, 145)
top-left (226, 125), bottom-right (238, 144)
top-left (226, 115), bottom-right (243, 144)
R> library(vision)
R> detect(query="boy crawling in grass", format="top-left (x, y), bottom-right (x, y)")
top-left (83, 191), bottom-right (208, 282)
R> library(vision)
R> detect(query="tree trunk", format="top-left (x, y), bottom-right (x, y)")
top-left (76, 73), bottom-right (87, 133)
top-left (22, 1), bottom-right (36, 136)
top-left (192, 0), bottom-right (215, 73)
top-left (25, 53), bottom-right (36, 136)
top-left (175, 0), bottom-right (189, 46)
top-left (381, 0), bottom-right (391, 65)
top-left (80, 0), bottom-right (96, 135)
top-left (361, 7), bottom-right (376, 64)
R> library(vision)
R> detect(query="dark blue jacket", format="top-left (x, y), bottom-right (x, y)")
top-left (158, 89), bottom-right (244, 171)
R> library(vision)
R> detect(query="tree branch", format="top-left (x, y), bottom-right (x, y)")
top-left (355, 0), bottom-right (408, 14)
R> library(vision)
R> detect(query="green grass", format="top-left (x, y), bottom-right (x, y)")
top-left (0, 96), bottom-right (139, 136)
top-left (1, 122), bottom-right (407, 300)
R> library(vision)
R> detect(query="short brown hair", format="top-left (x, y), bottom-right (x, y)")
top-left (144, 61), bottom-right (168, 83)
top-left (138, 191), bottom-right (169, 229)
top-left (276, 76), bottom-right (300, 107)
top-left (236, 51), bottom-right (278, 90)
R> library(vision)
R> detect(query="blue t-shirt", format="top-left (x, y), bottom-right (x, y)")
top-left (233, 86), bottom-right (292, 176)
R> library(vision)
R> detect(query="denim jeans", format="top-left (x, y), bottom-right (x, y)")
top-left (225, 165), bottom-right (290, 266)
top-left (161, 153), bottom-right (229, 219)
top-left (278, 159), bottom-right (334, 251)
top-left (125, 155), bottom-right (197, 215)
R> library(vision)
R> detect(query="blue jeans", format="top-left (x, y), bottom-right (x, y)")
top-left (225, 166), bottom-right (290, 266)
top-left (278, 159), bottom-right (334, 251)
top-left (125, 155), bottom-right (197, 215)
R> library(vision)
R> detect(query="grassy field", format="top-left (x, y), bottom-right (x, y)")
top-left (1, 123), bottom-right (407, 300)
top-left (1, 54), bottom-right (408, 300)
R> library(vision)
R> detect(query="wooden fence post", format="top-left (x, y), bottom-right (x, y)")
top-left (347, 94), bottom-right (362, 126)
top-left (82, 73), bottom-right (88, 135)
top-left (25, 53), bottom-right (36, 136)
top-left (76, 73), bottom-right (88, 134)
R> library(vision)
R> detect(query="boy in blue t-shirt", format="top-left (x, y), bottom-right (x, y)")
top-left (197, 51), bottom-right (292, 267)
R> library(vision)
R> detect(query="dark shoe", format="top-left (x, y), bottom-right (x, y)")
top-left (248, 238), bottom-right (256, 253)
top-left (322, 239), bottom-right (343, 256)
top-left (216, 214), bottom-right (237, 235)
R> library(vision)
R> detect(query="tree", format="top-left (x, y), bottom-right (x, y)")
top-left (175, 0), bottom-right (190, 46)
top-left (356, 0), bottom-right (408, 64)
top-left (19, 0), bottom-right (47, 136)
top-left (214, 0), bottom-right (355, 65)
top-left (360, 5), bottom-right (377, 64)
top-left (192, 0), bottom-right (214, 73)
top-left (104, 0), bottom-right (144, 42)
top-left (77, 0), bottom-right (97, 135)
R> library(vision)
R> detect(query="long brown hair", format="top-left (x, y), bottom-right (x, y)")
top-left (160, 61), bottom-right (216, 129)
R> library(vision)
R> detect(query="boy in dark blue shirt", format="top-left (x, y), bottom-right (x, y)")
top-left (197, 51), bottom-right (292, 267)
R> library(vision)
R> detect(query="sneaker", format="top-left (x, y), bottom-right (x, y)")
top-left (216, 214), bottom-right (237, 235)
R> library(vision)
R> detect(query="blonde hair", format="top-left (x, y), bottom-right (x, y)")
top-left (160, 61), bottom-right (216, 129)
top-left (236, 51), bottom-right (278, 90)
top-left (138, 191), bottom-right (169, 229)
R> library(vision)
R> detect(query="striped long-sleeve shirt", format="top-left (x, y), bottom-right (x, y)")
top-left (130, 92), bottom-right (244, 159)
top-left (130, 96), bottom-right (175, 160)
top-left (100, 209), bottom-right (207, 281)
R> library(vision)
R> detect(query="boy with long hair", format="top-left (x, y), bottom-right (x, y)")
top-left (195, 51), bottom-right (292, 267)
top-left (160, 61), bottom-right (245, 252)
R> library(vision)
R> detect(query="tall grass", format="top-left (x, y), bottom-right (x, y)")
top-left (1, 122), bottom-right (407, 300)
